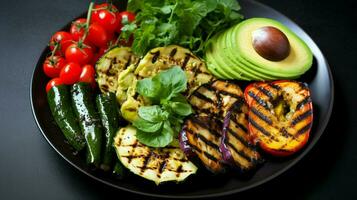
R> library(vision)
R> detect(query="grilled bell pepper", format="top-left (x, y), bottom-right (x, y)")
top-left (246, 80), bottom-right (313, 156)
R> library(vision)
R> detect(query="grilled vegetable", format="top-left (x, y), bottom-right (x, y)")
top-left (183, 80), bottom-right (262, 171)
top-left (47, 85), bottom-right (85, 151)
top-left (244, 82), bottom-right (270, 107)
top-left (95, 47), bottom-right (140, 94)
top-left (182, 115), bottom-right (225, 173)
top-left (134, 45), bottom-right (214, 96)
top-left (71, 83), bottom-right (103, 166)
top-left (96, 93), bottom-right (120, 171)
top-left (247, 80), bottom-right (313, 156)
top-left (220, 103), bottom-right (262, 171)
top-left (114, 126), bottom-right (197, 185)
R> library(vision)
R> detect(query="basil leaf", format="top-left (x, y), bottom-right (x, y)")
top-left (136, 78), bottom-right (162, 100)
top-left (169, 101), bottom-right (193, 117)
top-left (157, 66), bottom-right (187, 98)
top-left (133, 118), bottom-right (163, 133)
top-left (136, 121), bottom-right (173, 147)
top-left (138, 105), bottom-right (169, 123)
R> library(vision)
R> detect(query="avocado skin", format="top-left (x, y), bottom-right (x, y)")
top-left (205, 18), bottom-right (313, 80)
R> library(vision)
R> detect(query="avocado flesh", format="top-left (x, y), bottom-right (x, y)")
top-left (236, 18), bottom-right (313, 76)
top-left (225, 24), bottom-right (300, 79)
top-left (205, 18), bottom-right (312, 80)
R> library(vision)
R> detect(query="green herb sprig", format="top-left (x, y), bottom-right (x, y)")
top-left (133, 66), bottom-right (193, 147)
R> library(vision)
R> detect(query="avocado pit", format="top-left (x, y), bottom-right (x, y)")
top-left (252, 26), bottom-right (290, 61)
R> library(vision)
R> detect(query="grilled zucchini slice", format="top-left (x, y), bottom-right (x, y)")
top-left (135, 45), bottom-right (215, 96)
top-left (96, 47), bottom-right (139, 94)
top-left (114, 126), bottom-right (197, 185)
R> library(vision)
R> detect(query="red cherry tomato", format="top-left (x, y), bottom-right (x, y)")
top-left (70, 18), bottom-right (87, 41)
top-left (87, 23), bottom-right (112, 47)
top-left (59, 62), bottom-right (82, 85)
top-left (49, 31), bottom-right (73, 55)
top-left (79, 64), bottom-right (96, 88)
top-left (116, 11), bottom-right (135, 33)
top-left (92, 3), bottom-right (119, 32)
top-left (65, 42), bottom-right (93, 65)
top-left (46, 78), bottom-right (64, 92)
top-left (43, 56), bottom-right (67, 78)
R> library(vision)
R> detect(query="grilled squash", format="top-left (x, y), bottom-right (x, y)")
top-left (96, 47), bottom-right (140, 94)
top-left (135, 45), bottom-right (215, 96)
top-left (184, 80), bottom-right (261, 171)
top-left (247, 80), bottom-right (313, 156)
top-left (114, 126), bottom-right (197, 184)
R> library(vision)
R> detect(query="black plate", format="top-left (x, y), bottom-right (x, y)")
top-left (30, 0), bottom-right (334, 198)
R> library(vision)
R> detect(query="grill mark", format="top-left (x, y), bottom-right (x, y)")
top-left (269, 83), bottom-right (281, 90)
top-left (203, 151), bottom-right (219, 162)
top-left (192, 90), bottom-right (214, 103)
top-left (296, 96), bottom-right (311, 110)
top-left (227, 127), bottom-right (250, 148)
top-left (251, 107), bottom-right (273, 125)
top-left (212, 87), bottom-right (245, 101)
top-left (151, 51), bottom-right (160, 63)
top-left (169, 47), bottom-right (177, 58)
top-left (121, 154), bottom-right (187, 162)
top-left (296, 122), bottom-right (312, 136)
top-left (249, 117), bottom-right (273, 138)
top-left (229, 115), bottom-right (249, 135)
top-left (124, 56), bottom-right (132, 69)
top-left (176, 165), bottom-right (183, 177)
top-left (227, 142), bottom-right (252, 163)
top-left (257, 86), bottom-right (274, 100)
top-left (140, 151), bottom-right (152, 174)
top-left (281, 127), bottom-right (293, 138)
top-left (194, 131), bottom-right (220, 150)
top-left (126, 141), bottom-right (138, 163)
top-left (182, 53), bottom-right (191, 69)
top-left (291, 110), bottom-right (313, 126)
top-left (189, 118), bottom-right (221, 138)
top-left (248, 91), bottom-right (270, 111)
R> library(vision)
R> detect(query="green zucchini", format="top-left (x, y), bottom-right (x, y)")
top-left (96, 93), bottom-right (120, 171)
top-left (71, 83), bottom-right (103, 166)
top-left (47, 85), bottom-right (85, 151)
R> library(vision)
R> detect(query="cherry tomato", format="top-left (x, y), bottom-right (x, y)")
top-left (49, 31), bottom-right (73, 55)
top-left (87, 23), bottom-right (112, 47)
top-left (59, 62), bottom-right (82, 85)
top-left (70, 18), bottom-right (87, 41)
top-left (43, 56), bottom-right (67, 78)
top-left (79, 64), bottom-right (96, 88)
top-left (65, 42), bottom-right (93, 65)
top-left (116, 11), bottom-right (135, 33)
top-left (92, 3), bottom-right (119, 32)
top-left (46, 78), bottom-right (64, 92)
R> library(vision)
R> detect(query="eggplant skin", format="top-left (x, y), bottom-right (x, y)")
top-left (186, 80), bottom-right (263, 172)
top-left (183, 115), bottom-right (225, 173)
top-left (248, 80), bottom-right (313, 156)
top-left (221, 103), bottom-right (263, 171)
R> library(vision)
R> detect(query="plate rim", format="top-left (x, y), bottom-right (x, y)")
top-left (30, 0), bottom-right (334, 198)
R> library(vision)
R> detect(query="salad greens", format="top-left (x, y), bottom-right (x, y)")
top-left (133, 67), bottom-right (193, 147)
top-left (122, 0), bottom-right (243, 56)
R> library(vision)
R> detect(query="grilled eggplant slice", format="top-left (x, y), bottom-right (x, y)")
top-left (220, 102), bottom-right (262, 171)
top-left (184, 80), bottom-right (261, 171)
top-left (182, 115), bottom-right (225, 173)
top-left (114, 126), bottom-right (197, 185)
top-left (95, 47), bottom-right (139, 94)
top-left (248, 80), bottom-right (313, 156)
top-left (134, 45), bottom-right (214, 96)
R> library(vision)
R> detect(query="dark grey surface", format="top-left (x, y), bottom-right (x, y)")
top-left (0, 0), bottom-right (356, 199)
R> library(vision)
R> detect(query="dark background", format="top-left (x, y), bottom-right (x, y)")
top-left (0, 0), bottom-right (356, 199)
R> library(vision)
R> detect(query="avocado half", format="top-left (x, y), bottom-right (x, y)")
top-left (205, 18), bottom-right (313, 80)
